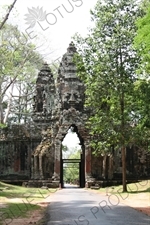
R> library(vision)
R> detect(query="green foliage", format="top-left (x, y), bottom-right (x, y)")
top-left (0, 123), bottom-right (7, 128)
top-left (73, 0), bottom-right (141, 153)
top-left (62, 145), bottom-right (69, 152)
top-left (134, 1), bottom-right (150, 75)
top-left (0, 23), bottom-right (44, 123)
top-left (132, 79), bottom-right (150, 147)
top-left (63, 151), bottom-right (80, 183)
top-left (132, 1), bottom-right (150, 149)
top-left (50, 61), bottom-right (59, 79)
top-left (0, 24), bottom-right (43, 75)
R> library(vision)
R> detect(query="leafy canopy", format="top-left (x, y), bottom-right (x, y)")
top-left (73, 0), bottom-right (142, 153)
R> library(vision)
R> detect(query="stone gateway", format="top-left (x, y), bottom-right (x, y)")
top-left (0, 42), bottom-right (149, 188)
top-left (32, 42), bottom-right (91, 187)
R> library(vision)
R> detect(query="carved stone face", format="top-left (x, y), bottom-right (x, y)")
top-left (60, 88), bottom-right (84, 110)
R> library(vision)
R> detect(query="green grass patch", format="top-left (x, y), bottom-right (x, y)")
top-left (0, 202), bottom-right (41, 218)
top-left (97, 180), bottom-right (150, 195)
top-left (0, 181), bottom-right (57, 199)
top-left (0, 181), bottom-right (57, 224)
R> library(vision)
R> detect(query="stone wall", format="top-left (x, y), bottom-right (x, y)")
top-left (0, 124), bottom-right (41, 180)
top-left (91, 146), bottom-right (150, 181)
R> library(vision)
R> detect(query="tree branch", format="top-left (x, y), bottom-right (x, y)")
top-left (0, 0), bottom-right (17, 30)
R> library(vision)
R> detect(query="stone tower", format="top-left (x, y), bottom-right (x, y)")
top-left (32, 62), bottom-right (56, 123)
top-left (57, 42), bottom-right (85, 111)
top-left (31, 63), bottom-right (56, 180)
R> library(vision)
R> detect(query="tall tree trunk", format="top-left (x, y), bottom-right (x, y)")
top-left (102, 154), bottom-right (107, 179)
top-left (0, 84), bottom-right (4, 124)
top-left (121, 91), bottom-right (127, 192)
top-left (18, 82), bottom-right (21, 123)
top-left (119, 46), bottom-right (127, 192)
top-left (24, 88), bottom-right (28, 123)
top-left (4, 82), bottom-right (14, 123)
top-left (0, 101), bottom-right (4, 124)
top-left (122, 146), bottom-right (127, 192)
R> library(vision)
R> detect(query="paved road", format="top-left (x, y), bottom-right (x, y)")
top-left (46, 187), bottom-right (149, 225)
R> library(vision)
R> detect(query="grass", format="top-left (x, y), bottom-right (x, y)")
top-left (96, 180), bottom-right (150, 195)
top-left (0, 181), bottom-right (57, 200)
top-left (0, 202), bottom-right (41, 218)
top-left (0, 181), bottom-right (57, 225)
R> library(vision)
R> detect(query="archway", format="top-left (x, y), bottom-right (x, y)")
top-left (60, 124), bottom-right (85, 188)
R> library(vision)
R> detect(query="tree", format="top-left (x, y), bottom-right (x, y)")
top-left (73, 0), bottom-right (142, 192)
top-left (0, 23), bottom-right (44, 124)
top-left (8, 72), bottom-right (37, 124)
top-left (133, 0), bottom-right (150, 151)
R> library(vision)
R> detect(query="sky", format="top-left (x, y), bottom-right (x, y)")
top-left (0, 0), bottom-right (98, 63)
top-left (62, 129), bottom-right (81, 148)
top-left (0, 0), bottom-right (98, 148)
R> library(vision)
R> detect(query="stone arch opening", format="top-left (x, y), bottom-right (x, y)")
top-left (62, 125), bottom-right (82, 159)
top-left (60, 124), bottom-right (85, 188)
